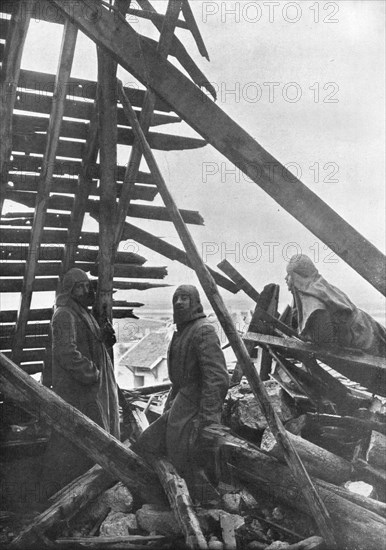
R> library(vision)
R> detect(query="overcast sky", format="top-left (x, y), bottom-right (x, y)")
top-left (6, 0), bottom-right (385, 321)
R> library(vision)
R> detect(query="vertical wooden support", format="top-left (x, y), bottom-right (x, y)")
top-left (11, 21), bottom-right (78, 364)
top-left (119, 90), bottom-right (337, 548)
top-left (0, 0), bottom-right (32, 214)
top-left (114, 0), bottom-right (182, 249)
top-left (95, 48), bottom-right (117, 328)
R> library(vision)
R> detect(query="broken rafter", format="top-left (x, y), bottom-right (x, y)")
top-left (0, 0), bottom-right (32, 214)
top-left (51, 0), bottom-right (385, 295)
top-left (114, 0), bottom-right (183, 250)
top-left (245, 332), bottom-right (386, 397)
top-left (11, 20), bottom-right (78, 365)
top-left (118, 90), bottom-right (337, 548)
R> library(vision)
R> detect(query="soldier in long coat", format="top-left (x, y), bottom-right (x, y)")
top-left (134, 285), bottom-right (229, 494)
top-left (286, 254), bottom-right (386, 355)
top-left (41, 268), bottom-right (120, 497)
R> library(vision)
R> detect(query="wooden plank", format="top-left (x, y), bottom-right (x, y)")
top-left (120, 90), bottom-right (337, 548)
top-left (114, 0), bottom-right (183, 250)
top-left (0, 262), bottom-right (92, 277)
top-left (90, 264), bottom-right (168, 279)
top-left (8, 153), bottom-right (155, 183)
top-left (0, 18), bottom-right (10, 39)
top-left (13, 91), bottom-right (180, 126)
top-left (245, 332), bottom-right (386, 397)
top-left (0, 309), bottom-right (53, 323)
top-left (0, 227), bottom-right (96, 245)
top-left (17, 68), bottom-right (172, 111)
top-left (11, 21), bottom-right (78, 365)
top-left (0, 352), bottom-right (165, 503)
top-left (0, 0), bottom-right (32, 213)
top-left (6, 190), bottom-right (204, 225)
top-left (0, 324), bottom-right (50, 338)
top-left (0, 278), bottom-right (170, 293)
top-left (53, 0), bottom-right (385, 296)
top-left (12, 114), bottom-right (206, 151)
top-left (0, 335), bottom-right (50, 350)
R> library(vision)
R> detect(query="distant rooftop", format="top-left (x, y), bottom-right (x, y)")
top-left (119, 331), bottom-right (169, 371)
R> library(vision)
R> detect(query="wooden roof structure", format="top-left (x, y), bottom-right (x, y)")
top-left (1, 0), bottom-right (385, 377)
top-left (0, 0), bottom-right (238, 375)
top-left (1, 3), bottom-right (385, 544)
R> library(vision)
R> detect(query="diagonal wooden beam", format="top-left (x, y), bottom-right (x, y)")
top-left (0, 0), bottom-right (33, 214)
top-left (114, 0), bottom-right (182, 249)
top-left (11, 21), bottom-right (78, 364)
top-left (49, 0), bottom-right (386, 296)
top-left (116, 91), bottom-right (338, 548)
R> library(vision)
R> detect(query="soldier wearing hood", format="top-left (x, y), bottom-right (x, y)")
top-left (134, 285), bottom-right (229, 496)
top-left (41, 268), bottom-right (120, 497)
top-left (286, 254), bottom-right (386, 356)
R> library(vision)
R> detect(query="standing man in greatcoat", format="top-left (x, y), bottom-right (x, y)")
top-left (134, 285), bottom-right (229, 498)
top-left (41, 268), bottom-right (120, 497)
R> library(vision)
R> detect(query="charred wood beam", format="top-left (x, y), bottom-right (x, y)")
top-left (51, 0), bottom-right (385, 295)
top-left (0, 0), bottom-right (32, 214)
top-left (0, 352), bottom-right (165, 504)
top-left (120, 89), bottom-right (337, 548)
top-left (114, 0), bottom-right (183, 250)
top-left (245, 333), bottom-right (386, 397)
top-left (11, 21), bottom-right (78, 365)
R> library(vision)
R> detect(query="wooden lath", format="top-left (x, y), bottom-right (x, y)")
top-left (11, 20), bottom-right (78, 364)
top-left (0, 0), bottom-right (32, 214)
top-left (51, 0), bottom-right (385, 296)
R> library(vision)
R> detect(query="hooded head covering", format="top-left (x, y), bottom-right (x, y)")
top-left (56, 268), bottom-right (91, 307)
top-left (286, 254), bottom-right (386, 354)
top-left (172, 284), bottom-right (205, 329)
